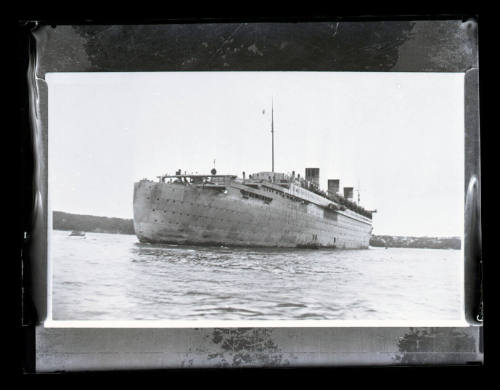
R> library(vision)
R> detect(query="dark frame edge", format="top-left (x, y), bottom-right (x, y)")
top-left (25, 19), bottom-right (483, 371)
top-left (18, 21), bottom-right (40, 375)
top-left (463, 67), bottom-right (482, 326)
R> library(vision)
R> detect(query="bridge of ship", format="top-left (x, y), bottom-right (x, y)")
top-left (158, 174), bottom-right (237, 186)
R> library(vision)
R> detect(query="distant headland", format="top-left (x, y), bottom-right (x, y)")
top-left (53, 211), bottom-right (134, 235)
top-left (369, 235), bottom-right (461, 250)
top-left (52, 211), bottom-right (461, 250)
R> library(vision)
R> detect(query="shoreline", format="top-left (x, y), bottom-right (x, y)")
top-left (52, 210), bottom-right (461, 252)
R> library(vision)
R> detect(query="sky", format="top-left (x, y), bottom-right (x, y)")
top-left (47, 71), bottom-right (464, 237)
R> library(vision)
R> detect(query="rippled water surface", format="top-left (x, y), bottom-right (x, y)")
top-left (52, 230), bottom-right (463, 321)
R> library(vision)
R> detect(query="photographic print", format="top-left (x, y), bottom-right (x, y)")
top-left (47, 71), bottom-right (465, 323)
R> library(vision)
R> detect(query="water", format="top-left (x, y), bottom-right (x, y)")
top-left (51, 230), bottom-right (463, 321)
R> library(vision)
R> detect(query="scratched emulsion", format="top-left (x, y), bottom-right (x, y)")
top-left (394, 327), bottom-right (478, 364)
top-left (51, 230), bottom-right (462, 321)
top-left (34, 21), bottom-right (476, 77)
top-left (182, 328), bottom-right (289, 368)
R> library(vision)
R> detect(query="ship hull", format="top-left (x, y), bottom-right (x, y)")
top-left (133, 180), bottom-right (372, 249)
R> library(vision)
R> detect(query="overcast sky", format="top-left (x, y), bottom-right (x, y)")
top-left (47, 72), bottom-right (464, 237)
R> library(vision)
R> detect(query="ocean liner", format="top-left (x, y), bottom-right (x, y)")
top-left (133, 103), bottom-right (375, 249)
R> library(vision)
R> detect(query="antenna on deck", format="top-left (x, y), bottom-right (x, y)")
top-left (211, 158), bottom-right (217, 175)
top-left (356, 179), bottom-right (362, 204)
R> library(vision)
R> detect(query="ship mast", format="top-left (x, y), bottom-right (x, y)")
top-left (271, 98), bottom-right (274, 173)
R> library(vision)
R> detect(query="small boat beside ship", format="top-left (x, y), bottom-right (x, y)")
top-left (69, 230), bottom-right (86, 237)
